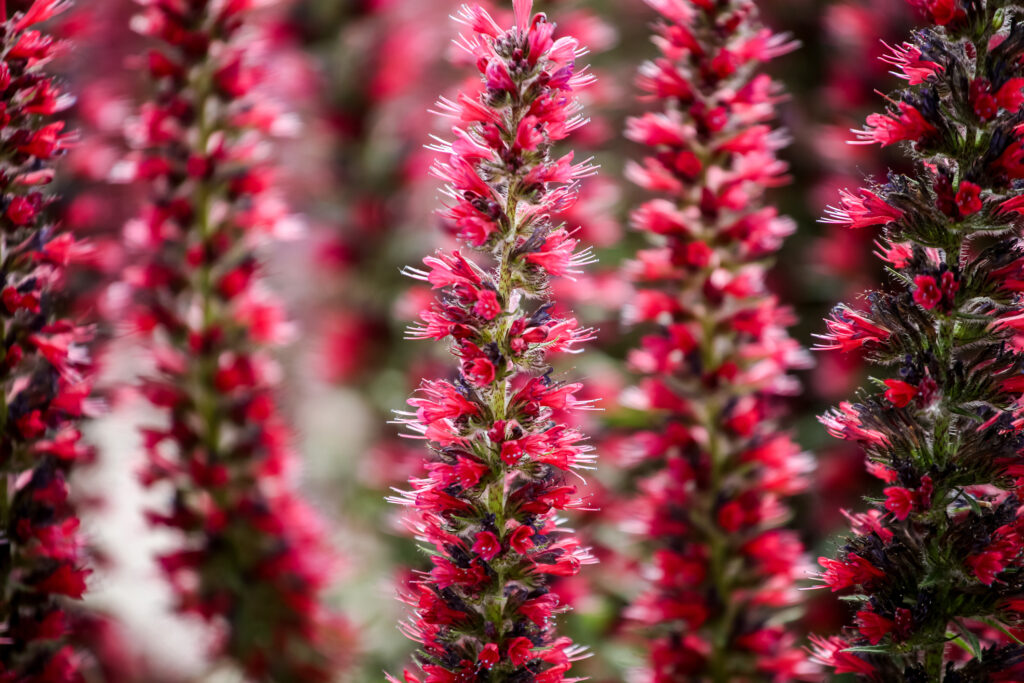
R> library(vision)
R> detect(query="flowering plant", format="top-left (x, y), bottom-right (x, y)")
top-left (811, 0), bottom-right (1024, 678)
top-left (618, 0), bottom-right (815, 680)
top-left (123, 0), bottom-right (348, 678)
top-left (389, 1), bottom-right (601, 679)
top-left (0, 1), bottom-right (96, 679)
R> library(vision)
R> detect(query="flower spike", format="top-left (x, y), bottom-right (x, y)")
top-left (123, 2), bottom-right (350, 679)
top-left (0, 3), bottom-right (94, 678)
top-left (813, 1), bottom-right (1024, 679)
top-left (391, 4), bottom-right (598, 681)
top-left (620, 1), bottom-right (816, 681)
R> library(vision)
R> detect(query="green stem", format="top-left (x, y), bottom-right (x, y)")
top-left (189, 55), bottom-right (223, 469)
top-left (925, 644), bottom-right (944, 681)
top-left (482, 103), bottom-right (527, 660)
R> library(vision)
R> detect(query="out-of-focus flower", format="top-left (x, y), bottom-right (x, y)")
top-left (0, 2), bottom-right (96, 679)
top-left (122, 1), bottom-right (352, 679)
top-left (618, 1), bottom-right (816, 681)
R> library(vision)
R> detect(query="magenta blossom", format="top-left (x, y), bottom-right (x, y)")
top-left (388, 2), bottom-right (599, 680)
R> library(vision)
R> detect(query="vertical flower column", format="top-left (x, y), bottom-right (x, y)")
top-left (810, 0), bottom-right (1024, 679)
top-left (620, 1), bottom-right (814, 681)
top-left (125, 1), bottom-right (349, 680)
top-left (0, 1), bottom-right (95, 680)
top-left (389, 1), bottom-right (599, 680)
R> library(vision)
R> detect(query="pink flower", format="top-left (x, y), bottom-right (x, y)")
top-left (392, 3), bottom-right (596, 679)
top-left (620, 0), bottom-right (813, 678)
top-left (853, 102), bottom-right (937, 147)
top-left (822, 188), bottom-right (904, 229)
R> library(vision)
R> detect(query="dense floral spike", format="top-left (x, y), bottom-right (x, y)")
top-left (811, 1), bottom-right (1024, 679)
top-left (388, 2), bottom-right (599, 680)
top-left (620, 1), bottom-right (815, 681)
top-left (0, 1), bottom-right (96, 680)
top-left (123, 1), bottom-right (349, 679)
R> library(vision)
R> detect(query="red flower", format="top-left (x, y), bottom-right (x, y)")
top-left (0, 3), bottom-right (97, 676)
top-left (620, 0), bottom-right (812, 678)
top-left (818, 553), bottom-right (884, 591)
top-left (855, 610), bottom-right (895, 645)
top-left (955, 181), bottom-right (983, 216)
top-left (392, 3), bottom-right (596, 680)
top-left (822, 189), bottom-right (904, 229)
top-left (477, 643), bottom-right (500, 669)
top-left (472, 531), bottom-right (501, 562)
top-left (967, 551), bottom-right (1006, 585)
top-left (473, 289), bottom-right (501, 320)
top-left (883, 486), bottom-right (916, 520)
top-left (507, 637), bottom-right (534, 666)
top-left (808, 636), bottom-right (876, 677)
top-left (854, 102), bottom-right (937, 147)
top-left (126, 2), bottom-right (351, 679)
top-left (464, 357), bottom-right (496, 387)
top-left (35, 564), bottom-right (89, 600)
top-left (882, 42), bottom-right (943, 85)
top-left (912, 274), bottom-right (943, 309)
top-left (883, 379), bottom-right (918, 408)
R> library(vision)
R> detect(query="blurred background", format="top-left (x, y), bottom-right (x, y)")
top-left (48, 0), bottom-right (921, 680)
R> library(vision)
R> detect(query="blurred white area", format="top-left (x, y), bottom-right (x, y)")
top-left (78, 341), bottom-right (213, 681)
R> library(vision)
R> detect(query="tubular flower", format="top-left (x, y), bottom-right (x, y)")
top-left (620, 2), bottom-right (815, 681)
top-left (813, 2), bottom-right (1024, 679)
top-left (389, 2), bottom-right (598, 680)
top-left (124, 2), bottom-right (349, 679)
top-left (0, 2), bottom-right (94, 679)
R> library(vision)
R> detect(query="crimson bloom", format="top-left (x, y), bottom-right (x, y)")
top-left (389, 2), bottom-right (598, 680)
top-left (619, 1), bottom-right (815, 681)
top-left (0, 1), bottom-right (95, 680)
top-left (813, 1), bottom-right (1024, 679)
top-left (123, 1), bottom-right (350, 679)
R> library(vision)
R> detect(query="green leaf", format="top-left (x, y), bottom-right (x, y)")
top-left (840, 645), bottom-right (892, 654)
top-left (954, 620), bottom-right (983, 660)
top-left (979, 617), bottom-right (1024, 646)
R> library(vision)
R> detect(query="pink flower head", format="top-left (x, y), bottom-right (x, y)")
top-left (881, 41), bottom-right (943, 85)
top-left (853, 101), bottom-right (937, 147)
top-left (394, 4), bottom-right (597, 680)
top-left (822, 188), bottom-right (904, 229)
top-left (126, 1), bottom-right (350, 678)
top-left (620, 0), bottom-right (813, 678)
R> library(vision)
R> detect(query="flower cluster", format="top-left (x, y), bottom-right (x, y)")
top-left (388, 1), bottom-right (600, 680)
top-left (620, 1), bottom-right (815, 680)
top-left (123, 1), bottom-right (349, 679)
top-left (0, 1), bottom-right (96, 680)
top-left (811, 0), bottom-right (1024, 678)
top-left (0, 0), bottom-right (97, 679)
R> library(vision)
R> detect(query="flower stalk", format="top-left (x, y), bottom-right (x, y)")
top-left (388, 1), bottom-right (600, 680)
top-left (811, 0), bottom-right (1024, 679)
top-left (0, 1), bottom-right (95, 678)
top-left (620, 1), bottom-right (814, 680)
top-left (125, 1), bottom-right (349, 679)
